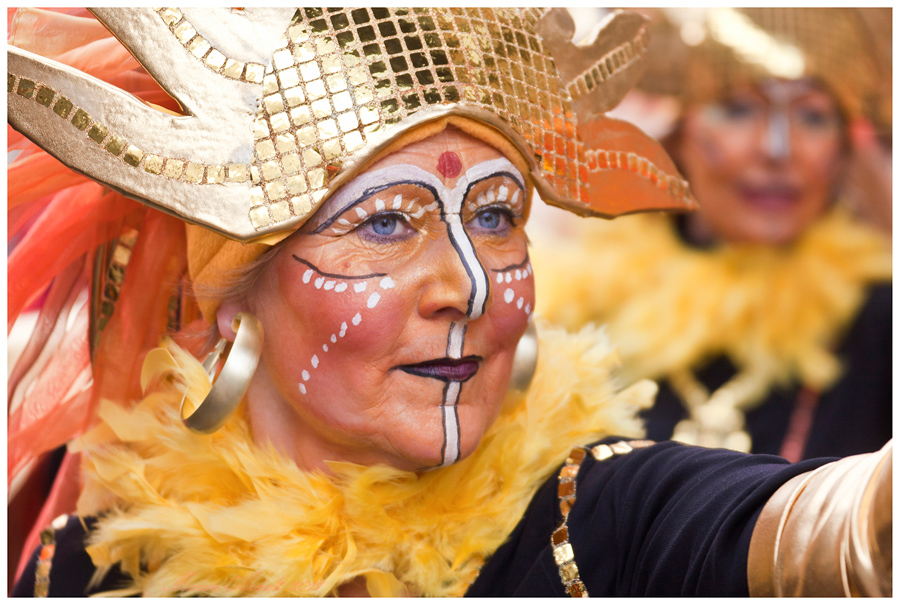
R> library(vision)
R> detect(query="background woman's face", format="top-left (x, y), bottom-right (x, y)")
top-left (676, 79), bottom-right (844, 245)
top-left (245, 128), bottom-right (533, 472)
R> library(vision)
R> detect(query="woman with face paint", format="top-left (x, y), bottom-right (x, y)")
top-left (535, 7), bottom-right (891, 461)
top-left (8, 8), bottom-right (891, 597)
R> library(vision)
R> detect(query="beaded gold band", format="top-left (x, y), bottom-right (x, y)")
top-left (33, 514), bottom-right (70, 598)
top-left (552, 440), bottom-right (654, 597)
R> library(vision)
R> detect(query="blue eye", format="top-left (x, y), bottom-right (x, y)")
top-left (372, 215), bottom-right (399, 235)
top-left (468, 206), bottom-right (514, 234)
top-left (357, 212), bottom-right (414, 242)
top-left (477, 209), bottom-right (501, 229)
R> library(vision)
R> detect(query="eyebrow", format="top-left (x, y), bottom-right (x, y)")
top-left (312, 166), bottom-right (443, 234)
top-left (463, 171), bottom-right (526, 203)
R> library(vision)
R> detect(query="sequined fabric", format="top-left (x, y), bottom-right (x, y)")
top-left (8, 8), bottom-right (694, 242)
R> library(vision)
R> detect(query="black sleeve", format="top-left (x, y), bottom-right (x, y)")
top-left (11, 516), bottom-right (129, 598)
top-left (468, 439), bottom-right (830, 597)
top-left (568, 441), bottom-right (829, 596)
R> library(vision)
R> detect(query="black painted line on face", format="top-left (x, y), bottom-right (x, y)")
top-left (439, 380), bottom-right (450, 464)
top-left (445, 219), bottom-right (484, 318)
top-left (292, 255), bottom-right (387, 280)
top-left (492, 252), bottom-right (531, 273)
top-left (312, 179), bottom-right (441, 234)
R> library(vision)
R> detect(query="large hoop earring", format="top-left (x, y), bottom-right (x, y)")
top-left (182, 312), bottom-right (264, 434)
top-left (507, 319), bottom-right (538, 398)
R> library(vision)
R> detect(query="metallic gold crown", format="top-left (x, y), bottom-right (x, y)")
top-left (8, 7), bottom-right (694, 243)
top-left (637, 8), bottom-right (887, 125)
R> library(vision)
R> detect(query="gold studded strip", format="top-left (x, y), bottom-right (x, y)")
top-left (33, 514), bottom-right (70, 598)
top-left (7, 72), bottom-right (246, 188)
top-left (585, 148), bottom-right (692, 203)
top-left (156, 8), bottom-right (266, 83)
top-left (552, 440), bottom-right (655, 597)
top-left (566, 28), bottom-right (649, 100)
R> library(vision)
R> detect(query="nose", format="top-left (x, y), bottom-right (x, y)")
top-left (763, 109), bottom-right (791, 161)
top-left (416, 230), bottom-right (491, 321)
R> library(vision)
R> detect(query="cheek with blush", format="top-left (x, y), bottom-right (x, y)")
top-left (271, 252), bottom-right (403, 400)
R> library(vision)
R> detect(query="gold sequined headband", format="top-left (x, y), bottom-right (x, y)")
top-left (8, 7), bottom-right (695, 243)
top-left (638, 8), bottom-right (887, 125)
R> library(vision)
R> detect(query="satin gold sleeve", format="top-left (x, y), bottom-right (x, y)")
top-left (748, 441), bottom-right (892, 596)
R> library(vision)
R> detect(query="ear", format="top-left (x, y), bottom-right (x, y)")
top-left (216, 299), bottom-right (243, 342)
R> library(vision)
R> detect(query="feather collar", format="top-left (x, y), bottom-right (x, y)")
top-left (535, 208), bottom-right (891, 394)
top-left (72, 321), bottom-right (653, 597)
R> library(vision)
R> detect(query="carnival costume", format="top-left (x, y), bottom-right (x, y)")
top-left (8, 8), bottom-right (891, 597)
top-left (535, 7), bottom-right (892, 460)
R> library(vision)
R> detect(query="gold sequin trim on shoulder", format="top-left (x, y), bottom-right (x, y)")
top-left (33, 514), bottom-right (70, 598)
top-left (552, 440), bottom-right (654, 597)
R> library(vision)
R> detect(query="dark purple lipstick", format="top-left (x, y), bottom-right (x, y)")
top-left (398, 356), bottom-right (481, 382)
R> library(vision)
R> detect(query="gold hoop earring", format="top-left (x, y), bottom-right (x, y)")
top-left (182, 312), bottom-right (264, 434)
top-left (508, 319), bottom-right (538, 398)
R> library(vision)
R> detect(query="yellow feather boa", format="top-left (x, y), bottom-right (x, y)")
top-left (534, 208), bottom-right (891, 394)
top-left (71, 320), bottom-right (654, 597)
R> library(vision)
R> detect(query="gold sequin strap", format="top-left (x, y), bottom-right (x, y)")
top-left (552, 440), bottom-right (654, 597)
top-left (33, 514), bottom-right (69, 598)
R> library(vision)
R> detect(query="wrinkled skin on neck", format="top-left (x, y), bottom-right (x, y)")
top-left (224, 128), bottom-right (534, 473)
top-left (675, 78), bottom-right (845, 246)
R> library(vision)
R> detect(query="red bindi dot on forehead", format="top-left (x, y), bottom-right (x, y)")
top-left (437, 151), bottom-right (462, 178)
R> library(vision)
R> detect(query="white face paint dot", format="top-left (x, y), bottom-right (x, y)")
top-left (299, 383), bottom-right (307, 394)
top-left (311, 355), bottom-right (319, 368)
top-left (340, 322), bottom-right (348, 337)
top-left (330, 334), bottom-right (337, 343)
top-left (352, 312), bottom-right (362, 326)
top-left (379, 276), bottom-right (395, 289)
top-left (302, 269), bottom-right (313, 284)
top-left (335, 282), bottom-right (348, 292)
top-left (504, 288), bottom-right (515, 303)
top-left (525, 303), bottom-right (531, 314)
top-left (496, 273), bottom-right (504, 284)
top-left (324, 281), bottom-right (335, 290)
top-left (302, 370), bottom-right (310, 381)
top-left (498, 185), bottom-right (508, 201)
top-left (515, 269), bottom-right (522, 280)
top-left (354, 282), bottom-right (367, 293)
top-left (375, 198), bottom-right (385, 212)
top-left (315, 277), bottom-right (324, 289)
top-left (355, 206), bottom-right (368, 219)
top-left (367, 292), bottom-right (381, 308)
top-left (323, 344), bottom-right (328, 352)
top-left (505, 273), bottom-right (512, 283)
top-left (392, 194), bottom-right (403, 209)
top-left (517, 297), bottom-right (523, 309)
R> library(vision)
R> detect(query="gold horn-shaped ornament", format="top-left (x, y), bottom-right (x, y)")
top-left (8, 8), bottom-right (695, 245)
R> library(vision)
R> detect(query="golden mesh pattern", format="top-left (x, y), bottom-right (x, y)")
top-left (239, 7), bottom-right (596, 230)
top-left (9, 7), bottom-right (694, 239)
top-left (566, 28), bottom-right (648, 100)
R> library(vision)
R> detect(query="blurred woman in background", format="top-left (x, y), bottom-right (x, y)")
top-left (535, 7), bottom-right (891, 460)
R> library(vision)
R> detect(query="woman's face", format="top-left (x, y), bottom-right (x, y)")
top-left (676, 79), bottom-right (844, 245)
top-left (243, 127), bottom-right (533, 472)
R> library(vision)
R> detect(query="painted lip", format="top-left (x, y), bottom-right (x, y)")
top-left (398, 356), bottom-right (482, 382)
top-left (737, 182), bottom-right (801, 211)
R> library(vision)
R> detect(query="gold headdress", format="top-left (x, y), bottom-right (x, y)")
top-left (637, 8), bottom-right (888, 126)
top-left (9, 7), bottom-right (694, 244)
